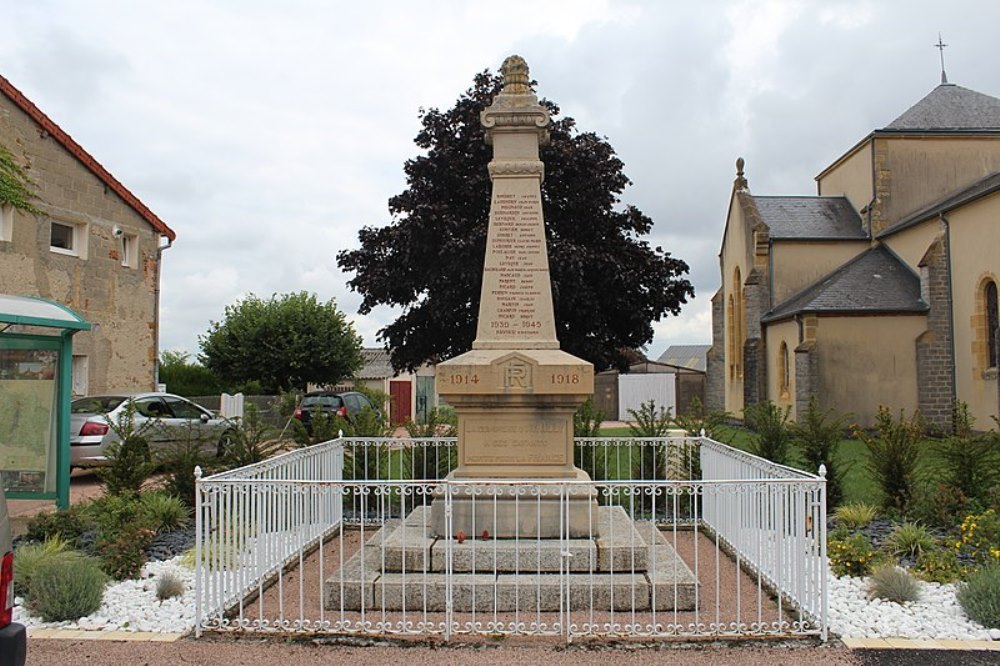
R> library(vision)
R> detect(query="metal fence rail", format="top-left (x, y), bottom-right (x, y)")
top-left (195, 436), bottom-right (826, 641)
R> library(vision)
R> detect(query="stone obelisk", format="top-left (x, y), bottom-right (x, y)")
top-left (432, 56), bottom-right (595, 538)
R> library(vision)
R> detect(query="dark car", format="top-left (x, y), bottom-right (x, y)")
top-left (0, 484), bottom-right (27, 666)
top-left (293, 391), bottom-right (380, 435)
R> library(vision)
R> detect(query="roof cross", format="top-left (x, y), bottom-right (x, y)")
top-left (935, 33), bottom-right (949, 84)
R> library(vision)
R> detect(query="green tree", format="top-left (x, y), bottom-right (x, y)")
top-left (0, 142), bottom-right (39, 213)
top-left (336, 69), bottom-right (694, 373)
top-left (158, 350), bottom-right (222, 397)
top-left (199, 291), bottom-right (363, 392)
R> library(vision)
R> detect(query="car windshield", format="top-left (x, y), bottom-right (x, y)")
top-left (301, 395), bottom-right (344, 408)
top-left (71, 396), bottom-right (126, 414)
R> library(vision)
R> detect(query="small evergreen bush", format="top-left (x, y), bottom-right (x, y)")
top-left (403, 407), bottom-right (457, 483)
top-left (790, 398), bottom-right (850, 510)
top-left (868, 565), bottom-right (921, 604)
top-left (29, 554), bottom-right (107, 622)
top-left (221, 403), bottom-right (283, 467)
top-left (744, 401), bottom-right (793, 465)
top-left (957, 565), bottom-right (1000, 629)
top-left (671, 397), bottom-right (729, 438)
top-left (856, 407), bottom-right (923, 515)
top-left (932, 402), bottom-right (1000, 515)
top-left (96, 400), bottom-right (157, 496)
top-left (834, 502), bottom-right (878, 529)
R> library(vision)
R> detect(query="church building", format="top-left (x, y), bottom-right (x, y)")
top-left (706, 78), bottom-right (1000, 430)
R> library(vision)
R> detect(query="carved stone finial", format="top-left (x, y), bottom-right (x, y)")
top-left (501, 55), bottom-right (532, 95)
top-left (735, 156), bottom-right (748, 190)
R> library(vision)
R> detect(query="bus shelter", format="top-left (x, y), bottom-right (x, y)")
top-left (0, 294), bottom-right (90, 508)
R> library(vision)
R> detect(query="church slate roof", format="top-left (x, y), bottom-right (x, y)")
top-left (761, 245), bottom-right (928, 323)
top-left (878, 171), bottom-right (1000, 238)
top-left (883, 83), bottom-right (1000, 131)
top-left (753, 196), bottom-right (867, 240)
top-left (656, 344), bottom-right (710, 373)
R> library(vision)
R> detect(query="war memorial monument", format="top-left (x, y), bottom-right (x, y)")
top-left (324, 56), bottom-right (697, 613)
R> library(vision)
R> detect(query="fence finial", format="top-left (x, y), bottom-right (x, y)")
top-left (818, 464), bottom-right (827, 478)
top-left (338, 429), bottom-right (344, 439)
top-left (194, 465), bottom-right (202, 480)
top-left (699, 428), bottom-right (706, 438)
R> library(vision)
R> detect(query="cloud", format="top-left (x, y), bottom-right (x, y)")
top-left (4, 0), bottom-right (1000, 363)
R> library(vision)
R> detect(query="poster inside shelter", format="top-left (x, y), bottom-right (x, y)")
top-left (0, 348), bottom-right (57, 493)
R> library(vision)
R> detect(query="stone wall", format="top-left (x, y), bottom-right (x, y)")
top-left (0, 93), bottom-right (163, 393)
top-left (705, 289), bottom-right (725, 412)
top-left (741, 268), bottom-right (768, 408)
top-left (915, 236), bottom-right (956, 431)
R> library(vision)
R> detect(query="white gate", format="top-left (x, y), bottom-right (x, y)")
top-left (618, 373), bottom-right (675, 417)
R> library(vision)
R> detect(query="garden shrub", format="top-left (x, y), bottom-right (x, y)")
top-left (25, 505), bottom-right (90, 545)
top-left (155, 570), bottom-right (187, 601)
top-left (829, 531), bottom-right (876, 577)
top-left (834, 502), bottom-right (878, 529)
top-left (957, 564), bottom-right (1000, 629)
top-left (139, 491), bottom-right (190, 533)
top-left (856, 407), bottom-right (923, 515)
top-left (29, 554), bottom-right (107, 622)
top-left (931, 402), bottom-right (1000, 515)
top-left (96, 400), bottom-right (157, 496)
top-left (914, 548), bottom-right (965, 583)
top-left (158, 434), bottom-right (218, 508)
top-left (884, 522), bottom-right (937, 560)
top-left (790, 398), bottom-right (850, 510)
top-left (573, 398), bottom-right (605, 438)
top-left (12, 537), bottom-right (72, 598)
top-left (743, 401), bottom-right (793, 465)
top-left (98, 525), bottom-right (156, 580)
top-left (403, 407), bottom-right (457, 483)
top-left (957, 565), bottom-right (1000, 629)
top-left (671, 397), bottom-right (729, 439)
top-left (221, 403), bottom-right (283, 467)
top-left (868, 564), bottom-right (921, 603)
top-left (957, 508), bottom-right (1000, 565)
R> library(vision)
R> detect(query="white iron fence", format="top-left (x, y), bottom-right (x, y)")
top-left (195, 436), bottom-right (826, 641)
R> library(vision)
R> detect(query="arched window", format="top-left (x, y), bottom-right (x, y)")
top-left (987, 280), bottom-right (999, 369)
top-left (779, 342), bottom-right (790, 396)
top-left (732, 268), bottom-right (743, 378)
top-left (727, 294), bottom-right (735, 378)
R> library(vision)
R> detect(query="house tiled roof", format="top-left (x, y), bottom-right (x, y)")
top-left (656, 344), bottom-right (710, 373)
top-left (753, 196), bottom-right (866, 240)
top-left (878, 171), bottom-right (1000, 238)
top-left (762, 245), bottom-right (928, 323)
top-left (883, 83), bottom-right (1000, 131)
top-left (0, 74), bottom-right (176, 241)
top-left (357, 347), bottom-right (395, 380)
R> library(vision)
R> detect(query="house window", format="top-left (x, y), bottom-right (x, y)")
top-left (0, 204), bottom-right (12, 242)
top-left (987, 280), bottom-right (999, 369)
top-left (120, 233), bottom-right (138, 268)
top-left (72, 355), bottom-right (88, 396)
top-left (50, 220), bottom-right (87, 257)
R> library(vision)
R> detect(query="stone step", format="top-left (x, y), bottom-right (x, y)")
top-left (324, 509), bottom-right (699, 612)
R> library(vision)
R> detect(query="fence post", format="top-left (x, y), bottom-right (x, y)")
top-left (819, 464), bottom-right (828, 642)
top-left (194, 465), bottom-right (203, 638)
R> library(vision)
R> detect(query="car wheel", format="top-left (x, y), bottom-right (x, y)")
top-left (217, 429), bottom-right (236, 458)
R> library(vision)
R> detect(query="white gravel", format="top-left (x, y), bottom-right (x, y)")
top-left (14, 556), bottom-right (196, 634)
top-left (14, 559), bottom-right (999, 641)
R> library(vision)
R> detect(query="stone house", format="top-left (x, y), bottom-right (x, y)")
top-left (707, 80), bottom-right (1000, 430)
top-left (0, 74), bottom-right (176, 395)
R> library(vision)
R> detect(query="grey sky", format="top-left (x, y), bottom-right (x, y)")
top-left (2, 1), bottom-right (997, 361)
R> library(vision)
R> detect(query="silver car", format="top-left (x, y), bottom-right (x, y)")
top-left (70, 393), bottom-right (232, 467)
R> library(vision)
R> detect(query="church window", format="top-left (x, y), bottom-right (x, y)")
top-left (728, 295), bottom-right (735, 378)
top-left (778, 342), bottom-right (790, 397)
top-left (987, 280), bottom-right (998, 369)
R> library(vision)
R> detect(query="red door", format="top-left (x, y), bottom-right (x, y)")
top-left (389, 380), bottom-right (412, 426)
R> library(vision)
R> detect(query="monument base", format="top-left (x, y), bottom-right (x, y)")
top-left (430, 469), bottom-right (598, 538)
